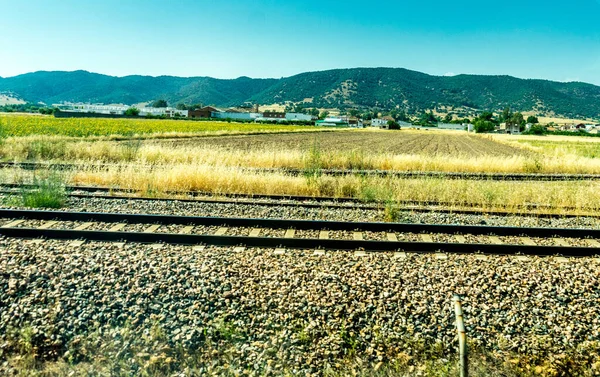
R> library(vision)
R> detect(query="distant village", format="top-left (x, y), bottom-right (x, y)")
top-left (54, 102), bottom-right (600, 135)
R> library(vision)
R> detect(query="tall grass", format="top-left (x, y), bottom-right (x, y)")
top-left (60, 164), bottom-right (600, 214)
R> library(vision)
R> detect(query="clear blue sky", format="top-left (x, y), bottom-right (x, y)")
top-left (1, 0), bottom-right (599, 84)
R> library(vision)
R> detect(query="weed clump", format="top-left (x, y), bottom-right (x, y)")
top-left (20, 172), bottom-right (68, 208)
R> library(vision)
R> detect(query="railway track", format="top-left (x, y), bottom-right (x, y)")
top-left (1, 209), bottom-right (600, 256)
top-left (1, 183), bottom-right (597, 218)
top-left (2, 161), bottom-right (599, 181)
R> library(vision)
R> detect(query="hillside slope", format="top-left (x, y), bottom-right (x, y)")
top-left (1, 68), bottom-right (599, 118)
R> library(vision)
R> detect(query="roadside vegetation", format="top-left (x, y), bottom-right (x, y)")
top-left (2, 164), bottom-right (599, 215)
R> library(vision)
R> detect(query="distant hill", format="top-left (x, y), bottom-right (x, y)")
top-left (0, 70), bottom-right (277, 108)
top-left (1, 68), bottom-right (599, 119)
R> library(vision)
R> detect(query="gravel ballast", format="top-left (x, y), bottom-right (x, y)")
top-left (1, 238), bottom-right (600, 374)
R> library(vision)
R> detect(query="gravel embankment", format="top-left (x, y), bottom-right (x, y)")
top-left (1, 238), bottom-right (599, 374)
top-left (2, 194), bottom-right (600, 230)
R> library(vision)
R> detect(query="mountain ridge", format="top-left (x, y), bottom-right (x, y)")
top-left (1, 68), bottom-right (599, 119)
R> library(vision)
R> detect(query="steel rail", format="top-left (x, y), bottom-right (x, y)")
top-left (1, 227), bottom-right (598, 257)
top-left (0, 210), bottom-right (598, 256)
top-left (1, 209), bottom-right (599, 238)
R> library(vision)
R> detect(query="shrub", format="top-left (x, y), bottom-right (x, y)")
top-left (523, 125), bottom-right (547, 135)
top-left (473, 120), bottom-right (496, 133)
top-left (387, 120), bottom-right (401, 130)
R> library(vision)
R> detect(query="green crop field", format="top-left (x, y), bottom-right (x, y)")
top-left (0, 114), bottom-right (324, 138)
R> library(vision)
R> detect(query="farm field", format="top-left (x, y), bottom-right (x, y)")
top-left (494, 134), bottom-right (600, 158)
top-left (3, 120), bottom-right (600, 213)
top-left (151, 129), bottom-right (526, 157)
top-left (0, 114), bottom-right (327, 138)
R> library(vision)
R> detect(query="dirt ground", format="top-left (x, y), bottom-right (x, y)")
top-left (149, 130), bottom-right (528, 157)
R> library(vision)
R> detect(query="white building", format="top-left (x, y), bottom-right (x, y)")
top-left (56, 103), bottom-right (130, 115)
top-left (371, 118), bottom-right (388, 127)
top-left (139, 107), bottom-right (188, 117)
top-left (285, 113), bottom-right (313, 121)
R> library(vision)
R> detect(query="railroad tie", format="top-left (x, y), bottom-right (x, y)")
top-left (585, 239), bottom-right (600, 248)
top-left (319, 230), bottom-right (329, 240)
top-left (552, 238), bottom-right (570, 247)
top-left (274, 248), bottom-right (286, 255)
top-left (1, 219), bottom-right (25, 228)
top-left (314, 249), bottom-right (326, 255)
top-left (108, 223), bottom-right (126, 232)
top-left (386, 233), bottom-right (398, 242)
top-left (454, 235), bottom-right (466, 243)
top-left (284, 229), bottom-right (296, 238)
top-left (435, 253), bottom-right (448, 260)
top-left (354, 250), bottom-right (367, 257)
top-left (519, 237), bottom-right (536, 246)
top-left (144, 224), bottom-right (161, 233)
top-left (353, 231), bottom-right (363, 241)
top-left (179, 226), bottom-right (194, 234)
top-left (73, 222), bottom-right (93, 231)
top-left (394, 251), bottom-right (407, 258)
top-left (113, 242), bottom-right (126, 249)
top-left (215, 227), bottom-right (228, 236)
top-left (233, 246), bottom-right (245, 252)
top-left (38, 221), bottom-right (58, 230)
top-left (554, 256), bottom-right (570, 263)
top-left (488, 236), bottom-right (503, 244)
top-left (193, 245), bottom-right (206, 252)
top-left (420, 234), bottom-right (433, 243)
top-left (249, 228), bottom-right (262, 237)
top-left (151, 243), bottom-right (164, 250)
top-left (516, 255), bottom-right (530, 261)
top-left (68, 240), bottom-right (85, 247)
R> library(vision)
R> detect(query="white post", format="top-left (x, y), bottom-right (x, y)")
top-left (453, 295), bottom-right (468, 377)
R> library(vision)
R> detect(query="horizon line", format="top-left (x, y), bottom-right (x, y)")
top-left (0, 67), bottom-right (594, 86)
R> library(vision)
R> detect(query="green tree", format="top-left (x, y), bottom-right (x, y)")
top-left (501, 106), bottom-right (512, 123)
top-left (361, 111), bottom-right (375, 120)
top-left (390, 109), bottom-right (409, 122)
top-left (473, 119), bottom-right (496, 133)
top-left (319, 111), bottom-right (329, 119)
top-left (479, 111), bottom-right (495, 122)
top-left (523, 124), bottom-right (546, 135)
top-left (509, 112), bottom-right (525, 126)
top-left (310, 108), bottom-right (320, 117)
top-left (526, 115), bottom-right (539, 124)
top-left (387, 120), bottom-right (400, 129)
top-left (152, 99), bottom-right (168, 108)
top-left (444, 113), bottom-right (453, 123)
top-left (417, 110), bottom-right (438, 126)
top-left (124, 107), bottom-right (140, 116)
top-left (348, 109), bottom-right (360, 117)
top-left (176, 103), bottom-right (188, 110)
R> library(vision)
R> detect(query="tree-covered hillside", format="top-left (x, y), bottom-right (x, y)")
top-left (0, 71), bottom-right (276, 107)
top-left (1, 68), bottom-right (599, 119)
top-left (251, 68), bottom-right (600, 119)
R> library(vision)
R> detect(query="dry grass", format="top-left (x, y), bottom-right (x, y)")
top-left (6, 133), bottom-right (600, 175)
top-left (1, 165), bottom-right (589, 214)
